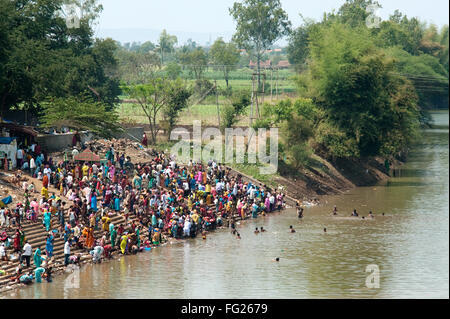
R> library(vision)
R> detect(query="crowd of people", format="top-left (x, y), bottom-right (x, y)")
top-left (1, 137), bottom-right (287, 286)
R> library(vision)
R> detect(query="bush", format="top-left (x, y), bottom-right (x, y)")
top-left (289, 143), bottom-right (313, 169)
top-left (194, 79), bottom-right (216, 97)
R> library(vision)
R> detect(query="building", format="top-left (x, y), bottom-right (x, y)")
top-left (277, 60), bottom-right (291, 69)
top-left (249, 60), bottom-right (272, 69)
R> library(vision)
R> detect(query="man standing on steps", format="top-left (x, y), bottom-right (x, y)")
top-left (21, 240), bottom-right (32, 268)
top-left (64, 239), bottom-right (71, 266)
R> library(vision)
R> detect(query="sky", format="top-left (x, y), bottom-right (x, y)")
top-left (94, 0), bottom-right (450, 45)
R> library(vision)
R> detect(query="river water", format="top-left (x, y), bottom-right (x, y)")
top-left (4, 111), bottom-right (449, 299)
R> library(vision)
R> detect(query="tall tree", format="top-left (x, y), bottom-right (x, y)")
top-left (123, 78), bottom-right (188, 144)
top-left (0, 0), bottom-right (120, 118)
top-left (179, 47), bottom-right (208, 81)
top-left (210, 38), bottom-right (240, 87)
top-left (306, 22), bottom-right (420, 158)
top-left (230, 0), bottom-right (291, 90)
top-left (161, 80), bottom-right (192, 140)
top-left (287, 19), bottom-right (315, 71)
top-left (158, 29), bottom-right (178, 65)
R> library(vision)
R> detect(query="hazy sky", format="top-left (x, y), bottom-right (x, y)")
top-left (94, 0), bottom-right (449, 44)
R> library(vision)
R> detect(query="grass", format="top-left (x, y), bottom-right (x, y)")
top-left (119, 93), bottom-right (294, 126)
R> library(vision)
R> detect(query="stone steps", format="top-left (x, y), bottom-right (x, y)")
top-left (0, 212), bottom-right (138, 286)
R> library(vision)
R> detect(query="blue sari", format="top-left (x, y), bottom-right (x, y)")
top-left (46, 235), bottom-right (54, 257)
top-left (114, 197), bottom-right (120, 211)
top-left (91, 194), bottom-right (98, 212)
top-left (43, 211), bottom-right (51, 231)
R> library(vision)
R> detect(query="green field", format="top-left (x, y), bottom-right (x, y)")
top-left (179, 67), bottom-right (298, 93)
top-left (120, 102), bottom-right (252, 126)
top-left (119, 67), bottom-right (298, 126)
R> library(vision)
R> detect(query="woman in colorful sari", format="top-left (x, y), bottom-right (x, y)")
top-left (109, 165), bottom-right (115, 181)
top-left (45, 234), bottom-right (54, 258)
top-left (34, 267), bottom-right (45, 283)
top-left (171, 222), bottom-right (178, 239)
top-left (101, 216), bottom-right (111, 232)
top-left (110, 226), bottom-right (117, 248)
top-left (41, 186), bottom-right (49, 199)
top-left (33, 246), bottom-right (42, 267)
top-left (264, 196), bottom-right (271, 213)
top-left (19, 227), bottom-right (25, 248)
top-left (13, 229), bottom-right (21, 253)
top-left (120, 234), bottom-right (128, 254)
top-left (90, 192), bottom-right (98, 212)
top-left (42, 174), bottom-right (49, 189)
top-left (43, 209), bottom-right (51, 232)
top-left (152, 229), bottom-right (160, 246)
top-left (85, 227), bottom-right (95, 249)
top-left (252, 202), bottom-right (259, 219)
top-left (136, 226), bottom-right (141, 249)
top-left (151, 213), bottom-right (157, 228)
top-left (114, 196), bottom-right (120, 212)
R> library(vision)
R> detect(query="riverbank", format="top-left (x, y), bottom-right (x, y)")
top-left (230, 154), bottom-right (400, 202)
top-left (0, 143), bottom-right (294, 294)
top-left (0, 133), bottom-right (399, 295)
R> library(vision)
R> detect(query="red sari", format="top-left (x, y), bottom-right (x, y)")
top-left (42, 175), bottom-right (49, 189)
top-left (13, 231), bottom-right (21, 252)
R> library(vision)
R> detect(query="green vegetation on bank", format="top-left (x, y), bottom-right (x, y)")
top-left (0, 0), bottom-right (120, 120)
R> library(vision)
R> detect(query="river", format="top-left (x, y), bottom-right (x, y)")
top-left (3, 111), bottom-right (449, 299)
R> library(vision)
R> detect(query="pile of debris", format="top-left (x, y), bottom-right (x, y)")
top-left (83, 138), bottom-right (157, 163)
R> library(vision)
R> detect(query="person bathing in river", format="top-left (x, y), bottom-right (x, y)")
top-left (296, 201), bottom-right (303, 218)
top-left (254, 227), bottom-right (260, 234)
top-left (351, 209), bottom-right (359, 217)
top-left (298, 207), bottom-right (304, 219)
top-left (368, 211), bottom-right (374, 219)
top-left (260, 227), bottom-right (266, 233)
top-left (332, 206), bottom-right (338, 216)
top-left (289, 225), bottom-right (296, 233)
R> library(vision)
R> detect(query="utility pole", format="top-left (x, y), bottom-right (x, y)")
top-left (261, 69), bottom-right (265, 107)
top-left (271, 68), bottom-right (274, 102)
top-left (250, 74), bottom-right (255, 127)
top-left (215, 80), bottom-right (220, 128)
top-left (276, 68), bottom-right (279, 100)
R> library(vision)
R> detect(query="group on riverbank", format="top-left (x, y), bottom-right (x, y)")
top-left (0, 138), bottom-right (287, 288)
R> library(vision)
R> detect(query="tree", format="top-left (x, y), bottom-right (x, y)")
top-left (0, 0), bottom-right (120, 118)
top-left (40, 94), bottom-right (121, 137)
top-left (115, 47), bottom-right (161, 84)
top-left (306, 22), bottom-right (420, 158)
top-left (255, 98), bottom-right (318, 168)
top-left (287, 19), bottom-right (315, 71)
top-left (123, 78), bottom-right (189, 144)
top-left (161, 80), bottom-right (192, 139)
top-left (180, 47), bottom-right (208, 81)
top-left (210, 38), bottom-right (240, 87)
top-left (158, 29), bottom-right (178, 65)
top-left (220, 89), bottom-right (251, 130)
top-left (165, 62), bottom-right (182, 80)
top-left (230, 0), bottom-right (291, 90)
top-left (337, 0), bottom-right (381, 27)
